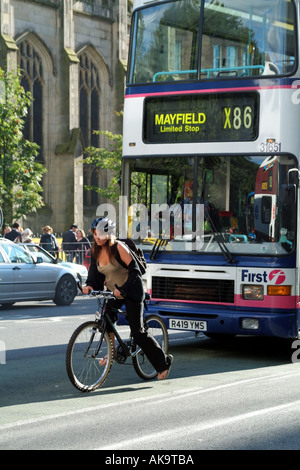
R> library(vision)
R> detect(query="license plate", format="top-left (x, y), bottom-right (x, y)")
top-left (169, 318), bottom-right (207, 331)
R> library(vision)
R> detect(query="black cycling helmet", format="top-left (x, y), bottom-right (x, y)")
top-left (95, 217), bottom-right (116, 235)
top-left (91, 217), bottom-right (103, 230)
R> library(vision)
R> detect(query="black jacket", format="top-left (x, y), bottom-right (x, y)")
top-left (62, 230), bottom-right (77, 251)
top-left (4, 229), bottom-right (22, 241)
top-left (85, 242), bottom-right (144, 302)
top-left (39, 233), bottom-right (59, 253)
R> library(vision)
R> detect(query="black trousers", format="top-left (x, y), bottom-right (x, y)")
top-left (106, 298), bottom-right (169, 373)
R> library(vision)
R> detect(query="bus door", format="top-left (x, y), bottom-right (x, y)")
top-left (254, 156), bottom-right (278, 241)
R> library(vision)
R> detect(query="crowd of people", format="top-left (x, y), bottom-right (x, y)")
top-left (1, 222), bottom-right (91, 268)
top-left (61, 224), bottom-right (91, 267)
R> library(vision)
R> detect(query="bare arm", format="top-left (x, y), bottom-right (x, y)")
top-left (116, 242), bottom-right (133, 266)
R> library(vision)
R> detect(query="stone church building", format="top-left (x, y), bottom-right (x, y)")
top-left (0, 0), bottom-right (128, 234)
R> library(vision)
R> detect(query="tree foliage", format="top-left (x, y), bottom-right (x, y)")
top-left (0, 68), bottom-right (46, 225)
top-left (83, 130), bottom-right (122, 202)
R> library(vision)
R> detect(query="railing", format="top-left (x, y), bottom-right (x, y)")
top-left (152, 65), bottom-right (265, 81)
top-left (34, 237), bottom-right (91, 268)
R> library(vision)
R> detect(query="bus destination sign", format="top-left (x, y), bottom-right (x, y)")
top-left (143, 92), bottom-right (259, 144)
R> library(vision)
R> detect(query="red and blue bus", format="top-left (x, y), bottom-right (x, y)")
top-left (121, 0), bottom-right (300, 339)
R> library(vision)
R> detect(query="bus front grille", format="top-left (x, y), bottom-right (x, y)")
top-left (151, 276), bottom-right (234, 303)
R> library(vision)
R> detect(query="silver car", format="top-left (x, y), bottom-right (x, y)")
top-left (0, 238), bottom-right (78, 307)
top-left (19, 243), bottom-right (88, 286)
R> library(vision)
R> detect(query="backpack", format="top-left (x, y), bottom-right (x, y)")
top-left (118, 238), bottom-right (147, 275)
top-left (42, 234), bottom-right (55, 252)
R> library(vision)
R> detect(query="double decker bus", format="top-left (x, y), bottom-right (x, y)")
top-left (121, 0), bottom-right (300, 339)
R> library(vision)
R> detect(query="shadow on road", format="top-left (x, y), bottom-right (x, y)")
top-left (0, 332), bottom-right (296, 410)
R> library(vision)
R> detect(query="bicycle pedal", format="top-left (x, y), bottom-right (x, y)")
top-left (116, 344), bottom-right (128, 364)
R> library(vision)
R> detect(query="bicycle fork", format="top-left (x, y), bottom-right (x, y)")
top-left (84, 322), bottom-right (106, 359)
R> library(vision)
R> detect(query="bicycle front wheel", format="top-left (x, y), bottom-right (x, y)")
top-left (66, 321), bottom-right (113, 392)
top-left (132, 315), bottom-right (168, 380)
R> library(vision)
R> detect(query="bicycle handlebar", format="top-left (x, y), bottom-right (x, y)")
top-left (77, 282), bottom-right (115, 298)
top-left (89, 290), bottom-right (115, 297)
top-left (88, 283), bottom-right (126, 299)
top-left (84, 288), bottom-right (151, 301)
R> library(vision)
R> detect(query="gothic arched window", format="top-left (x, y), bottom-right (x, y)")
top-left (79, 52), bottom-right (101, 149)
top-left (18, 39), bottom-right (45, 162)
top-left (78, 46), bottom-right (111, 208)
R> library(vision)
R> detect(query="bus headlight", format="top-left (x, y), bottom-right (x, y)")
top-left (242, 284), bottom-right (264, 300)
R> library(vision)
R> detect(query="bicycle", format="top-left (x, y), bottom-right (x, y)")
top-left (66, 290), bottom-right (169, 392)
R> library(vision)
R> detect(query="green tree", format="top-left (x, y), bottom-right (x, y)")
top-left (0, 68), bottom-right (46, 226)
top-left (83, 130), bottom-right (122, 202)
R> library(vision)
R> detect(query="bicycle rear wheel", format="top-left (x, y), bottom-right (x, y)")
top-left (66, 321), bottom-right (113, 392)
top-left (132, 315), bottom-right (168, 380)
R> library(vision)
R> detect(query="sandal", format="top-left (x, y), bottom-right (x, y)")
top-left (98, 350), bottom-right (116, 366)
top-left (99, 355), bottom-right (108, 366)
top-left (158, 355), bottom-right (173, 380)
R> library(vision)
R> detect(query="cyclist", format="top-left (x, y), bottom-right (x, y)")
top-left (82, 217), bottom-right (173, 380)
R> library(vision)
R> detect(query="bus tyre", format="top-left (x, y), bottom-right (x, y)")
top-left (204, 333), bottom-right (235, 340)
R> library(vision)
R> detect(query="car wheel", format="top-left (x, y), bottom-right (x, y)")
top-left (53, 274), bottom-right (77, 306)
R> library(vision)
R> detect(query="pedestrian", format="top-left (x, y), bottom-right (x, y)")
top-left (62, 224), bottom-right (78, 262)
top-left (82, 217), bottom-right (173, 380)
top-left (2, 225), bottom-right (11, 237)
top-left (4, 222), bottom-right (22, 241)
top-left (76, 228), bottom-right (91, 267)
top-left (40, 226), bottom-right (59, 256)
top-left (18, 228), bottom-right (33, 243)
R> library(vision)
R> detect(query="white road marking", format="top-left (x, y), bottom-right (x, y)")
top-left (97, 399), bottom-right (300, 450)
top-left (0, 370), bottom-right (299, 432)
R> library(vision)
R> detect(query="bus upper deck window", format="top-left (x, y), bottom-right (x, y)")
top-left (128, 0), bottom-right (297, 84)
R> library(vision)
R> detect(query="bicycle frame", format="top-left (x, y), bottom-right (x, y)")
top-left (66, 290), bottom-right (169, 391)
top-left (93, 291), bottom-right (142, 360)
